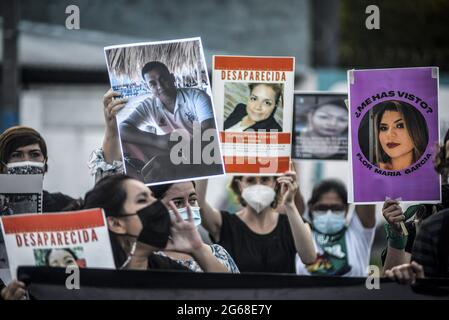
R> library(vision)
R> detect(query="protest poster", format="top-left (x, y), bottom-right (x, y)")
top-left (292, 92), bottom-right (348, 160)
top-left (348, 67), bottom-right (440, 203)
top-left (0, 208), bottom-right (115, 278)
top-left (104, 37), bottom-right (224, 186)
top-left (212, 56), bottom-right (295, 174)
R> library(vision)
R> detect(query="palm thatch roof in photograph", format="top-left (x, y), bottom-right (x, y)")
top-left (105, 40), bottom-right (204, 82)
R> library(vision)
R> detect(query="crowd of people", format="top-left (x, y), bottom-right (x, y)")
top-left (1, 83), bottom-right (449, 300)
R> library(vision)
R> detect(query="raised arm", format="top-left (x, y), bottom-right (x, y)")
top-left (195, 179), bottom-right (223, 242)
top-left (166, 204), bottom-right (228, 272)
top-left (381, 199), bottom-right (411, 274)
top-left (355, 204), bottom-right (376, 228)
top-left (278, 172), bottom-right (317, 265)
top-left (102, 89), bottom-right (127, 163)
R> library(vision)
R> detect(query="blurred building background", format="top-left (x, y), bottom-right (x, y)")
top-left (2, 0), bottom-right (449, 266)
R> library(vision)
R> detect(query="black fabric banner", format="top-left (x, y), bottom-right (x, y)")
top-left (17, 266), bottom-right (449, 300)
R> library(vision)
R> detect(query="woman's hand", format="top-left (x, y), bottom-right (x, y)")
top-left (1, 280), bottom-right (27, 300)
top-left (382, 199), bottom-right (404, 232)
top-left (385, 262), bottom-right (425, 285)
top-left (277, 171), bottom-right (298, 205)
top-left (165, 203), bottom-right (204, 255)
top-left (102, 89), bottom-right (128, 134)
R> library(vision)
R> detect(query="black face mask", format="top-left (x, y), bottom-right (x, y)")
top-left (109, 200), bottom-right (171, 249)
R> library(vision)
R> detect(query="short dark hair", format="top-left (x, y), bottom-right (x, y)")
top-left (307, 179), bottom-right (348, 209)
top-left (150, 181), bottom-right (196, 199)
top-left (0, 126), bottom-right (48, 173)
top-left (141, 61), bottom-right (170, 79)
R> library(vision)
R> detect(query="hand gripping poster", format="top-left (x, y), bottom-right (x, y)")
top-left (348, 67), bottom-right (440, 203)
top-left (213, 56), bottom-right (295, 174)
top-left (0, 209), bottom-right (115, 278)
top-left (104, 37), bottom-right (224, 186)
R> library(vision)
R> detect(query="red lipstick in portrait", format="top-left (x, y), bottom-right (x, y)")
top-left (387, 143), bottom-right (400, 149)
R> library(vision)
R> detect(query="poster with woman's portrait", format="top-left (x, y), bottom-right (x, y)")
top-left (213, 56), bottom-right (295, 175)
top-left (0, 209), bottom-right (115, 278)
top-left (292, 92), bottom-right (348, 160)
top-left (348, 67), bottom-right (440, 203)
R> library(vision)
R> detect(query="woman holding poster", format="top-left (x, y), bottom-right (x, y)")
top-left (196, 168), bottom-right (317, 274)
top-left (373, 100), bottom-right (428, 171)
top-left (224, 83), bottom-right (283, 132)
top-left (83, 175), bottom-right (230, 273)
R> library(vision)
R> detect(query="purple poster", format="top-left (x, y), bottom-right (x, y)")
top-left (348, 67), bottom-right (440, 203)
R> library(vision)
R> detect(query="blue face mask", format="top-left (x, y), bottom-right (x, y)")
top-left (312, 210), bottom-right (346, 234)
top-left (169, 206), bottom-right (202, 227)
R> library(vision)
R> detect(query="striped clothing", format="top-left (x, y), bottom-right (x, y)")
top-left (412, 209), bottom-right (449, 277)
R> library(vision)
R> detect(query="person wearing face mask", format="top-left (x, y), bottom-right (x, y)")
top-left (0, 126), bottom-right (78, 212)
top-left (150, 182), bottom-right (239, 273)
top-left (81, 174), bottom-right (229, 273)
top-left (196, 168), bottom-right (316, 273)
top-left (1, 174), bottom-right (197, 300)
top-left (295, 179), bottom-right (376, 277)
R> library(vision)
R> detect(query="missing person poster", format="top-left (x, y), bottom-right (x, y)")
top-left (0, 209), bottom-right (115, 278)
top-left (213, 56), bottom-right (295, 174)
top-left (104, 37), bottom-right (224, 186)
top-left (292, 92), bottom-right (348, 160)
top-left (348, 67), bottom-right (440, 203)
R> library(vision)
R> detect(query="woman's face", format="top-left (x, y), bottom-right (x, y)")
top-left (48, 249), bottom-right (78, 268)
top-left (161, 182), bottom-right (198, 209)
top-left (378, 111), bottom-right (415, 162)
top-left (117, 179), bottom-right (157, 236)
top-left (246, 85), bottom-right (277, 123)
top-left (311, 191), bottom-right (346, 216)
top-left (308, 104), bottom-right (348, 137)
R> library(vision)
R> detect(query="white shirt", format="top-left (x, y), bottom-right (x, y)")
top-left (296, 212), bottom-right (375, 277)
top-left (125, 88), bottom-right (214, 136)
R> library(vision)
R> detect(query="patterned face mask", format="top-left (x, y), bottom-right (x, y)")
top-left (6, 161), bottom-right (45, 175)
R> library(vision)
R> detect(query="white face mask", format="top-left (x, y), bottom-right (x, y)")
top-left (241, 184), bottom-right (276, 214)
top-left (169, 206), bottom-right (202, 227)
top-left (312, 210), bottom-right (346, 234)
top-left (6, 161), bottom-right (45, 175)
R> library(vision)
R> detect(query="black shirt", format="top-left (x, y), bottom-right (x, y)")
top-left (213, 211), bottom-right (297, 273)
top-left (412, 209), bottom-right (449, 277)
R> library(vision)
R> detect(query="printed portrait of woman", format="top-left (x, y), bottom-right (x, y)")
top-left (292, 94), bottom-right (348, 160)
top-left (224, 82), bottom-right (283, 132)
top-left (359, 100), bottom-right (428, 171)
top-left (34, 247), bottom-right (87, 268)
